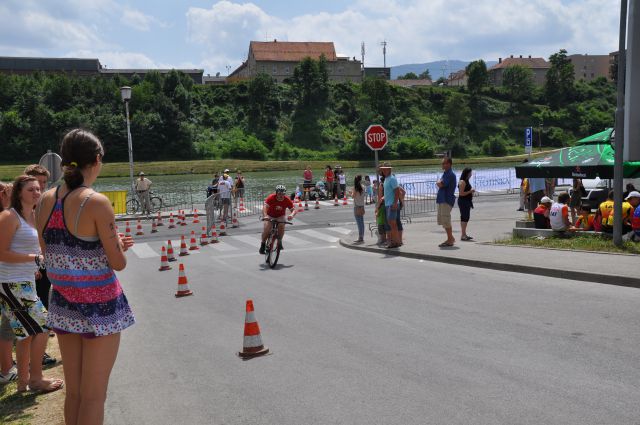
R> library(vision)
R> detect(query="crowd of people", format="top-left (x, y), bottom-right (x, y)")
top-left (1, 129), bottom-right (134, 425)
top-left (524, 177), bottom-right (640, 240)
top-left (207, 169), bottom-right (245, 221)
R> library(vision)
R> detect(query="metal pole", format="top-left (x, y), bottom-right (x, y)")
top-left (125, 101), bottom-right (135, 195)
top-left (613, 0), bottom-right (628, 247)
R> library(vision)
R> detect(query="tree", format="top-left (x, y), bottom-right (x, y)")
top-left (290, 56), bottom-right (330, 148)
top-left (418, 69), bottom-right (432, 80)
top-left (544, 49), bottom-right (575, 108)
top-left (247, 73), bottom-right (279, 145)
top-left (398, 72), bottom-right (418, 80)
top-left (444, 92), bottom-right (470, 138)
top-left (466, 60), bottom-right (488, 97)
top-left (502, 65), bottom-right (534, 103)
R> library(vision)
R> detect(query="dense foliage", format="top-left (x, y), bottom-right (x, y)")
top-left (0, 51), bottom-right (617, 163)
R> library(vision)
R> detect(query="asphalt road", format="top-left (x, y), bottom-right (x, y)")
top-left (105, 198), bottom-right (640, 425)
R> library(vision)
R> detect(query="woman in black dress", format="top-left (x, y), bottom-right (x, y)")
top-left (457, 167), bottom-right (475, 241)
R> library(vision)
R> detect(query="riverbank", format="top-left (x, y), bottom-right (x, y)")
top-left (0, 150), bottom-right (553, 180)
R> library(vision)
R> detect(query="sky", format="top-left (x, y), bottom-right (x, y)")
top-left (0, 0), bottom-right (622, 76)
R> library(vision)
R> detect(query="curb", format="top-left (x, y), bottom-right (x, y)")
top-left (339, 239), bottom-right (640, 289)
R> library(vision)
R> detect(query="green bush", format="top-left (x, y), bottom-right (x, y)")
top-left (481, 135), bottom-right (509, 156)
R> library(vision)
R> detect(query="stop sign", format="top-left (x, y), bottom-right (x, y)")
top-left (364, 125), bottom-right (388, 151)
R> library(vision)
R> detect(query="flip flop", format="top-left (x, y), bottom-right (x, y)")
top-left (438, 242), bottom-right (454, 247)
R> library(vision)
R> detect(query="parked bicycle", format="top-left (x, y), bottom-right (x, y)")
top-left (126, 191), bottom-right (164, 215)
top-left (262, 218), bottom-right (292, 268)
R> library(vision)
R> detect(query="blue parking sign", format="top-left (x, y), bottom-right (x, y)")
top-left (525, 127), bottom-right (533, 153)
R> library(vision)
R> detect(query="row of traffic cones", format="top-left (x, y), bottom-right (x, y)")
top-left (156, 233), bottom-right (267, 359)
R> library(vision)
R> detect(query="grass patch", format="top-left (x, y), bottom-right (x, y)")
top-left (0, 150), bottom-right (555, 180)
top-left (0, 337), bottom-right (65, 425)
top-left (496, 234), bottom-right (640, 255)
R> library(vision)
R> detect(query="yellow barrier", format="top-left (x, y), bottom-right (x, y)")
top-left (102, 191), bottom-right (127, 215)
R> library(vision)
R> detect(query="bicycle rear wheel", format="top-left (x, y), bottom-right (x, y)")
top-left (267, 234), bottom-right (280, 268)
top-left (126, 199), bottom-right (139, 215)
top-left (150, 196), bottom-right (163, 213)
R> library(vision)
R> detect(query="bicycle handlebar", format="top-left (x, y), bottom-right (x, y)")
top-left (262, 218), bottom-right (293, 224)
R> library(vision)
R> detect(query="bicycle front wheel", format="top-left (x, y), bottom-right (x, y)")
top-left (268, 234), bottom-right (280, 268)
top-left (150, 197), bottom-right (163, 213)
top-left (126, 199), bottom-right (139, 215)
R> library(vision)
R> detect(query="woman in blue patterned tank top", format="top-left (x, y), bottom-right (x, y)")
top-left (37, 129), bottom-right (135, 425)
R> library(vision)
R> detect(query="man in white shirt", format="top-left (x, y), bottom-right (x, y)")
top-left (135, 172), bottom-right (152, 215)
top-left (217, 174), bottom-right (233, 221)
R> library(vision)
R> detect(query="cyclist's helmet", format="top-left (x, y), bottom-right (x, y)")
top-left (275, 184), bottom-right (286, 194)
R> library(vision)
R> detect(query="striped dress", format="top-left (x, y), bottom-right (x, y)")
top-left (43, 189), bottom-right (134, 336)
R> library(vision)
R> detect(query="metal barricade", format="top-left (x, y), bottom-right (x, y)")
top-left (398, 180), bottom-right (437, 217)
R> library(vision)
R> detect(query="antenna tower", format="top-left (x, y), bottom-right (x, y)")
top-left (380, 40), bottom-right (388, 68)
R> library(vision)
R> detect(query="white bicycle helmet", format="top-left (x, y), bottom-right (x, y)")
top-left (275, 184), bottom-right (286, 193)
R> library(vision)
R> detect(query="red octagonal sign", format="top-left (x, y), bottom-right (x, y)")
top-left (364, 124), bottom-right (388, 151)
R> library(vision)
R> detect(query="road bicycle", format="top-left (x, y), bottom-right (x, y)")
top-left (126, 191), bottom-right (164, 215)
top-left (263, 218), bottom-right (292, 268)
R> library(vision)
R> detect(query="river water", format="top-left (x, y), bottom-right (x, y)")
top-left (93, 163), bottom-right (522, 205)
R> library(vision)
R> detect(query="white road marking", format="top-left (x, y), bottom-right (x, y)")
top-left (214, 245), bottom-right (337, 259)
top-left (295, 229), bottom-right (340, 243)
top-left (207, 240), bottom-right (239, 251)
top-left (230, 234), bottom-right (261, 246)
top-left (130, 243), bottom-right (158, 259)
top-left (325, 226), bottom-right (351, 235)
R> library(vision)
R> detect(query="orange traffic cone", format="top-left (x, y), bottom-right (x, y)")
top-left (159, 246), bottom-right (172, 271)
top-left (168, 213), bottom-right (176, 229)
top-left (179, 235), bottom-right (189, 256)
top-left (193, 209), bottom-right (200, 224)
top-left (136, 219), bottom-right (144, 236)
top-left (189, 231), bottom-right (199, 251)
top-left (175, 263), bottom-right (193, 297)
top-left (199, 226), bottom-right (208, 246)
top-left (239, 198), bottom-right (246, 212)
top-left (342, 195), bottom-right (348, 206)
top-left (151, 218), bottom-right (158, 233)
top-left (167, 240), bottom-right (177, 262)
top-left (219, 222), bottom-right (227, 236)
top-left (334, 197), bottom-right (339, 206)
top-left (209, 225), bottom-right (219, 243)
top-left (238, 299), bottom-right (269, 359)
top-left (304, 200), bottom-right (309, 210)
top-left (180, 210), bottom-right (187, 226)
top-left (315, 199), bottom-right (320, 209)
top-left (231, 211), bottom-right (239, 228)
top-left (297, 199), bottom-right (304, 213)
top-left (156, 212), bottom-right (164, 226)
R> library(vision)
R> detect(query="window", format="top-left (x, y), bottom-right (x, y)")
top-left (285, 66), bottom-right (290, 74)
top-left (273, 65), bottom-right (277, 74)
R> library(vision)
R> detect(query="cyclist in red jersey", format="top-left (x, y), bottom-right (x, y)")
top-left (259, 185), bottom-right (296, 254)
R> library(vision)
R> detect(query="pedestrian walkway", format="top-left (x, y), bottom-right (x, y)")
top-left (126, 226), bottom-right (350, 260)
top-left (341, 195), bottom-right (640, 288)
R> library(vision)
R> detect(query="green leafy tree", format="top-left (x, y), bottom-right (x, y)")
top-left (247, 73), bottom-right (279, 145)
top-left (544, 49), bottom-right (575, 108)
top-left (502, 65), bottom-right (534, 103)
top-left (466, 60), bottom-right (488, 97)
top-left (418, 69), bottom-right (432, 80)
top-left (398, 72), bottom-right (419, 80)
top-left (290, 56), bottom-right (330, 148)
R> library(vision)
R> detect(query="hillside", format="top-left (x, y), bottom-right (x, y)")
top-left (391, 60), bottom-right (497, 79)
top-left (0, 58), bottom-right (616, 164)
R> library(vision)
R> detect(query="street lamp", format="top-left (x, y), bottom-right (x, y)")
top-left (120, 86), bottom-right (135, 195)
top-left (538, 122), bottom-right (543, 152)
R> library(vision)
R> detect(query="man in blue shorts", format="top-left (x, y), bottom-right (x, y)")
top-left (380, 163), bottom-right (401, 248)
top-left (436, 157), bottom-right (457, 247)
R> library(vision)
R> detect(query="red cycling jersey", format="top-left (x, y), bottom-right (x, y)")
top-left (265, 193), bottom-right (294, 217)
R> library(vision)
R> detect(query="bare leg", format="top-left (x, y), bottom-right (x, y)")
top-left (0, 339), bottom-right (13, 374)
top-left (59, 333), bottom-right (83, 425)
top-left (15, 336), bottom-right (31, 391)
top-left (460, 221), bottom-right (468, 239)
top-left (445, 226), bottom-right (455, 244)
top-left (388, 221), bottom-right (399, 245)
top-left (261, 221), bottom-right (270, 243)
top-left (77, 333), bottom-right (121, 425)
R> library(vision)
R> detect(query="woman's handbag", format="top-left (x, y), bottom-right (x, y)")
top-left (355, 206), bottom-right (365, 216)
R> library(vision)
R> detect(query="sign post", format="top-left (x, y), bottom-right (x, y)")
top-left (364, 124), bottom-right (389, 186)
top-left (524, 127), bottom-right (533, 158)
top-left (38, 150), bottom-right (62, 189)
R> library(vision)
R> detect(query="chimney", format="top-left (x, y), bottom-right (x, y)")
top-left (528, 55), bottom-right (531, 58)
top-left (510, 54), bottom-right (514, 58)
top-left (498, 57), bottom-right (502, 63)
top-left (519, 55), bottom-right (522, 58)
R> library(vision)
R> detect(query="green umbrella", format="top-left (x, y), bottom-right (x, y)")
top-left (515, 128), bottom-right (640, 179)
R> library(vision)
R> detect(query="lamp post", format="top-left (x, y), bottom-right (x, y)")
top-left (120, 86), bottom-right (135, 195)
top-left (538, 122), bottom-right (543, 152)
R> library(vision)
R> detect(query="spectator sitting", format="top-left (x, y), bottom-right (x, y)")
top-left (599, 189), bottom-right (634, 234)
top-left (550, 192), bottom-right (572, 232)
top-left (533, 196), bottom-right (553, 229)
top-left (573, 205), bottom-right (595, 231)
top-left (625, 191), bottom-right (640, 241)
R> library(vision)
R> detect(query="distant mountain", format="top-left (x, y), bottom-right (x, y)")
top-left (391, 60), bottom-right (497, 80)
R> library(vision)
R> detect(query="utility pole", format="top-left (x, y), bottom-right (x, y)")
top-left (380, 40), bottom-right (387, 68)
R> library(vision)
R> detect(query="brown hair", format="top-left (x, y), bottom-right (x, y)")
top-left (0, 181), bottom-right (12, 213)
top-left (24, 164), bottom-right (50, 178)
top-left (10, 175), bottom-right (38, 219)
top-left (558, 192), bottom-right (570, 204)
top-left (60, 129), bottom-right (104, 190)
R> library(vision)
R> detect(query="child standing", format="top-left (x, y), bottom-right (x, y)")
top-left (375, 196), bottom-right (387, 246)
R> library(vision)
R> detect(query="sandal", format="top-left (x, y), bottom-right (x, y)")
top-left (461, 235), bottom-right (474, 241)
top-left (438, 242), bottom-right (454, 247)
